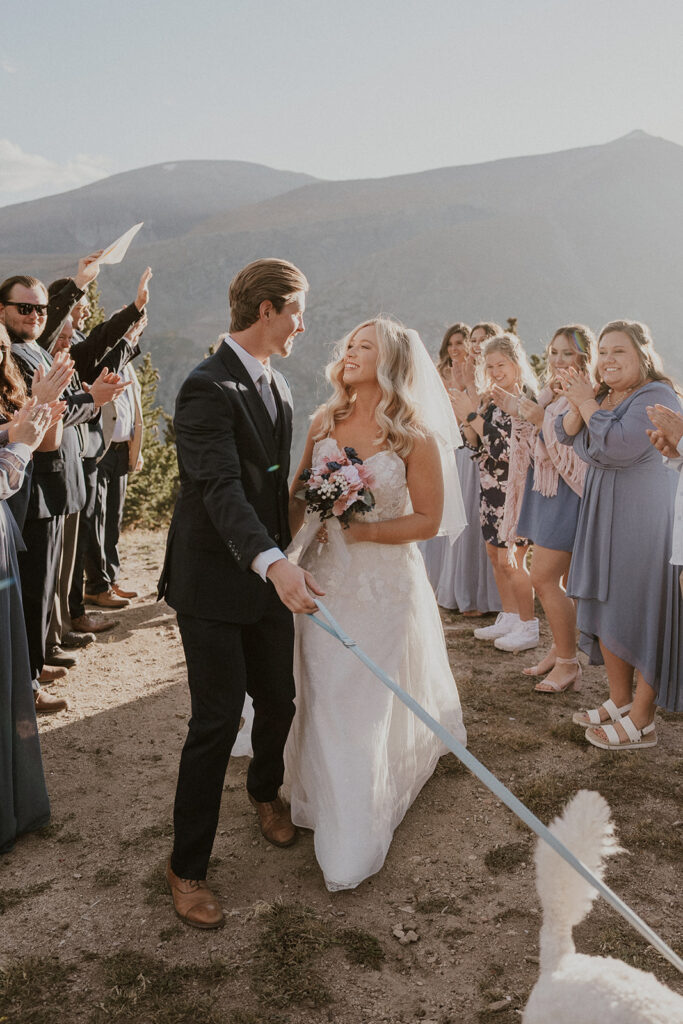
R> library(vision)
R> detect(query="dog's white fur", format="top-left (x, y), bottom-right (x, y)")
top-left (523, 790), bottom-right (683, 1024)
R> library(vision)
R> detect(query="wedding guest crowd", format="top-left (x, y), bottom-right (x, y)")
top-left (0, 252), bottom-right (150, 742)
top-left (436, 313), bottom-right (682, 749)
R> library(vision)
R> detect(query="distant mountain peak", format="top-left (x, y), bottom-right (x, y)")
top-left (615, 129), bottom-right (655, 141)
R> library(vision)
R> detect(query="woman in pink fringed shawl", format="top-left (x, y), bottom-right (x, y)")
top-left (492, 325), bottom-right (596, 693)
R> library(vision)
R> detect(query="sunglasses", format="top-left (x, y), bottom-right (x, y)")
top-left (4, 301), bottom-right (49, 316)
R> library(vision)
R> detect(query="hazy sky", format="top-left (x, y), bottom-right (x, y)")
top-left (1, 0), bottom-right (682, 205)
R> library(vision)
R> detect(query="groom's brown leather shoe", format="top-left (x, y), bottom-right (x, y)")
top-left (165, 859), bottom-right (225, 929)
top-left (248, 794), bottom-right (297, 847)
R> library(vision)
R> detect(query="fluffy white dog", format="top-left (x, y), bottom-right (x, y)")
top-left (523, 790), bottom-right (683, 1024)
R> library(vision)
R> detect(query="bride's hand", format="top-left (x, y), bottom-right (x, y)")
top-left (342, 521), bottom-right (367, 544)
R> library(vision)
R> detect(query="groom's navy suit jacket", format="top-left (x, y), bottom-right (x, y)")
top-left (158, 341), bottom-right (293, 624)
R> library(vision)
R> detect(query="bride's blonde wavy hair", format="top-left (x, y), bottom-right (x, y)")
top-left (313, 316), bottom-right (427, 458)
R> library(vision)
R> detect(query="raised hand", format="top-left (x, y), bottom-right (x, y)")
top-left (124, 311), bottom-right (148, 343)
top-left (74, 250), bottom-right (104, 290)
top-left (556, 367), bottom-right (596, 409)
top-left (490, 385), bottom-right (519, 416)
top-left (647, 404), bottom-right (683, 449)
top-left (448, 386), bottom-right (475, 423)
top-left (6, 399), bottom-right (54, 450)
top-left (31, 350), bottom-right (75, 403)
top-left (83, 368), bottom-right (131, 408)
top-left (135, 267), bottom-right (153, 311)
top-left (646, 427), bottom-right (680, 460)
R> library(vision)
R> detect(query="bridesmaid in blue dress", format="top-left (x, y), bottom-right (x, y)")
top-left (556, 320), bottom-right (682, 750)
top-left (492, 326), bottom-right (596, 693)
top-left (0, 332), bottom-right (53, 850)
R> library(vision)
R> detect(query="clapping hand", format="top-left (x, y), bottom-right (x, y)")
top-left (556, 367), bottom-right (596, 409)
top-left (31, 350), bottom-right (75, 403)
top-left (448, 386), bottom-right (476, 423)
top-left (6, 398), bottom-right (56, 450)
top-left (647, 428), bottom-right (680, 460)
top-left (83, 367), bottom-right (130, 408)
top-left (647, 404), bottom-right (683, 450)
top-left (491, 385), bottom-right (544, 427)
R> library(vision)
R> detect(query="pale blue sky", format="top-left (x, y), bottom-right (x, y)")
top-left (1, 0), bottom-right (681, 204)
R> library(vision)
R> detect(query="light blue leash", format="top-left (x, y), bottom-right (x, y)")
top-left (308, 598), bottom-right (683, 975)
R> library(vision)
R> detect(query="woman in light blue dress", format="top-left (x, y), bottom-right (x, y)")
top-left (494, 326), bottom-right (596, 693)
top-left (556, 320), bottom-right (682, 751)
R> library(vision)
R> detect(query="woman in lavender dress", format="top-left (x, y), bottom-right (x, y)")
top-left (422, 323), bottom-right (501, 614)
top-left (557, 320), bottom-right (682, 750)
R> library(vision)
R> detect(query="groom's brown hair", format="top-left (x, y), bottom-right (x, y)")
top-left (229, 258), bottom-right (309, 332)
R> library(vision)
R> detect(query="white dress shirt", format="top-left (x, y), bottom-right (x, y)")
top-left (222, 336), bottom-right (286, 581)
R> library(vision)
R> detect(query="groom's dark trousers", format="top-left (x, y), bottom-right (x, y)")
top-left (158, 341), bottom-right (294, 880)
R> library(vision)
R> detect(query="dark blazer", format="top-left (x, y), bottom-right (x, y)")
top-left (159, 341), bottom-right (293, 624)
top-left (10, 341), bottom-right (98, 524)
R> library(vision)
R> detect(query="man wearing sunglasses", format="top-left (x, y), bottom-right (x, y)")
top-left (0, 270), bottom-right (128, 712)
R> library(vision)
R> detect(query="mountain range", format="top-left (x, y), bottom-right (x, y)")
top-left (1, 131), bottom-right (681, 456)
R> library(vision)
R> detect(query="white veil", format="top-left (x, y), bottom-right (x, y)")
top-left (406, 329), bottom-right (467, 542)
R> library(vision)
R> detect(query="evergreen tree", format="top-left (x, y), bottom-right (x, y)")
top-left (83, 279), bottom-right (106, 332)
top-left (122, 353), bottom-right (179, 528)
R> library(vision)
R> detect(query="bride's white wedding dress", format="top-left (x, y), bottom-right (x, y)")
top-left (284, 437), bottom-right (467, 891)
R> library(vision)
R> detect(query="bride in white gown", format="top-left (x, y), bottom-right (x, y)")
top-left (284, 317), bottom-right (467, 891)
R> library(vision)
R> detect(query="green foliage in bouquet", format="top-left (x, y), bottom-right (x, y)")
top-left (123, 353), bottom-right (179, 528)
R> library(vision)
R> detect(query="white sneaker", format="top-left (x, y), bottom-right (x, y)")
top-left (473, 612), bottom-right (520, 641)
top-left (494, 618), bottom-right (540, 652)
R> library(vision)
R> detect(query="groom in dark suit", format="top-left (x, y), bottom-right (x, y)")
top-left (158, 258), bottom-right (323, 929)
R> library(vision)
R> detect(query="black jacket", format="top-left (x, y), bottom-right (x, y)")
top-left (158, 342), bottom-right (293, 624)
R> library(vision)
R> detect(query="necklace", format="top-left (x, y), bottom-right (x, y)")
top-left (604, 384), bottom-right (637, 409)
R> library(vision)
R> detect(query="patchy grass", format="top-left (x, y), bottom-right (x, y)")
top-left (91, 950), bottom-right (230, 1024)
top-left (514, 775), bottom-right (582, 823)
top-left (93, 867), bottom-right (123, 888)
top-left (434, 752), bottom-right (469, 778)
top-left (623, 818), bottom-right (683, 862)
top-left (0, 878), bottom-right (53, 914)
top-left (480, 724), bottom-right (543, 753)
top-left (337, 927), bottom-right (385, 969)
top-left (251, 901), bottom-right (334, 1008)
top-left (0, 955), bottom-right (74, 1021)
top-left (578, 916), bottom-right (683, 987)
top-left (484, 842), bottom-right (530, 874)
top-left (119, 822), bottom-right (173, 850)
top-left (550, 719), bottom-right (589, 747)
top-left (141, 862), bottom-right (169, 906)
top-left (414, 895), bottom-right (462, 915)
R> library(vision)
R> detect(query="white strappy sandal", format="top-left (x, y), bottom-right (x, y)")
top-left (571, 698), bottom-right (633, 727)
top-left (585, 715), bottom-right (657, 751)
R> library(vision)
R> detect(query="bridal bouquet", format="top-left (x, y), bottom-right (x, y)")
top-left (297, 446), bottom-right (375, 528)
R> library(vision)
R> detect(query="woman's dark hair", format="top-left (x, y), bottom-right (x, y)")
top-left (0, 324), bottom-right (28, 417)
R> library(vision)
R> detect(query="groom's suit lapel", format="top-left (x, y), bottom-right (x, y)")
top-left (216, 342), bottom-right (279, 461)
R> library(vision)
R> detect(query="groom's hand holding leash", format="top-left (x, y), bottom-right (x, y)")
top-left (267, 559), bottom-right (324, 614)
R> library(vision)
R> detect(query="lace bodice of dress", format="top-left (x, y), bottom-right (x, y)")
top-left (298, 438), bottom-right (418, 606)
top-left (312, 437), bottom-right (409, 522)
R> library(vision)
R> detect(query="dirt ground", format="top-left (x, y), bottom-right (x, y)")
top-left (1, 529), bottom-right (681, 1024)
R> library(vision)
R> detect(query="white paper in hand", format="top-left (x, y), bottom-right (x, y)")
top-left (99, 222), bottom-right (144, 265)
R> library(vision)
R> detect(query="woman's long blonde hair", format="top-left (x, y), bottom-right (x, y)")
top-left (544, 324), bottom-right (597, 385)
top-left (314, 317), bottom-right (427, 458)
top-left (477, 333), bottom-right (539, 397)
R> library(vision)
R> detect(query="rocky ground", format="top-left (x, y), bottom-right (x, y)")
top-left (1, 529), bottom-right (681, 1024)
